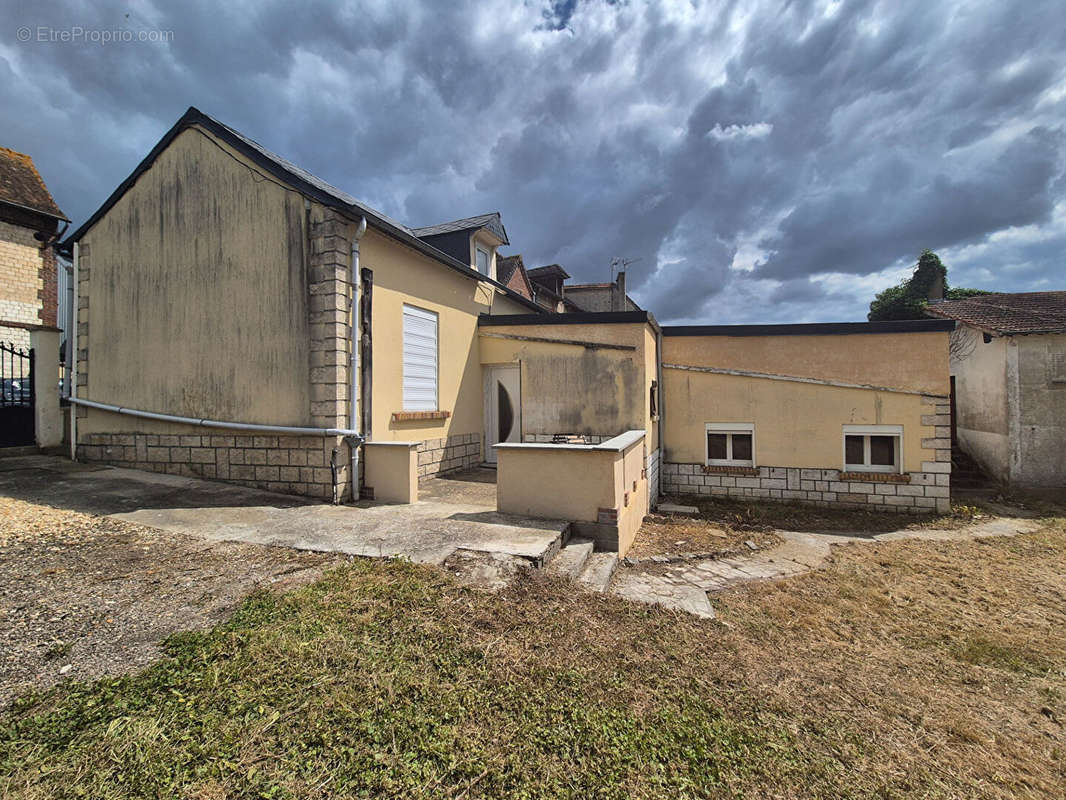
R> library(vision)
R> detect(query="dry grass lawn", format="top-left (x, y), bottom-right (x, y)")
top-left (0, 503), bottom-right (1063, 798)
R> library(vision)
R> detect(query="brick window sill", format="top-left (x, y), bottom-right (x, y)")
top-left (839, 471), bottom-right (911, 483)
top-left (391, 410), bottom-right (451, 423)
top-left (701, 465), bottom-right (758, 477)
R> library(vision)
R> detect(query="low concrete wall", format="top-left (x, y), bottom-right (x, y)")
top-left (363, 442), bottom-right (418, 503)
top-left (496, 430), bottom-right (647, 555)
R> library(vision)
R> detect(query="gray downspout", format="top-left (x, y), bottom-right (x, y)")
top-left (350, 217), bottom-right (368, 501)
top-left (69, 242), bottom-right (79, 461)
top-left (656, 326), bottom-right (664, 505)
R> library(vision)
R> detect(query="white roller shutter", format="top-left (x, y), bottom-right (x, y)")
top-left (403, 304), bottom-right (438, 411)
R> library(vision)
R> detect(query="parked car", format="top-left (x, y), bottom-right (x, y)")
top-left (0, 378), bottom-right (31, 406)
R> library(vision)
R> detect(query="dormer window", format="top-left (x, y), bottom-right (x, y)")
top-left (475, 245), bottom-right (490, 275)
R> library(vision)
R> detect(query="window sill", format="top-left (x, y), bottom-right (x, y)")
top-left (392, 410), bottom-right (451, 423)
top-left (702, 464), bottom-right (758, 477)
top-left (840, 471), bottom-right (910, 483)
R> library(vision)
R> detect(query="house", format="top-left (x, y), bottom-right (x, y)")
top-left (926, 291), bottom-right (1066, 488)
top-left (524, 264), bottom-right (638, 313)
top-left (59, 107), bottom-right (955, 553)
top-left (0, 147), bottom-right (68, 348)
top-left (61, 107), bottom-right (539, 502)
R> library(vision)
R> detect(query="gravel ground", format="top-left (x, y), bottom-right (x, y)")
top-left (0, 497), bottom-right (346, 708)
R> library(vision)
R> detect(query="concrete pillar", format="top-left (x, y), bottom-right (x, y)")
top-left (29, 328), bottom-right (61, 448)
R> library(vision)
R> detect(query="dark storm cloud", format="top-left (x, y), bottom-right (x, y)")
top-left (2, 0), bottom-right (1063, 323)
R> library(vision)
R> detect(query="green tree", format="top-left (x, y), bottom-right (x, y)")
top-left (867, 250), bottom-right (989, 321)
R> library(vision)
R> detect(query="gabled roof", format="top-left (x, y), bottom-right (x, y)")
top-left (0, 146), bottom-right (68, 221)
top-left (496, 253), bottom-right (534, 299)
top-left (925, 291), bottom-right (1066, 336)
top-left (411, 212), bottom-right (509, 245)
top-left (60, 107), bottom-right (539, 312)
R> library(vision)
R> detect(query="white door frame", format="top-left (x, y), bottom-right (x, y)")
top-left (483, 364), bottom-right (521, 464)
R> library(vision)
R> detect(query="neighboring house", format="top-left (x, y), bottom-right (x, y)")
top-left (563, 273), bottom-right (640, 313)
top-left (525, 265), bottom-right (585, 312)
top-left (525, 264), bottom-right (638, 313)
top-left (0, 146), bottom-right (68, 348)
top-left (60, 106), bottom-right (955, 534)
top-left (926, 291), bottom-right (1066, 488)
top-left (494, 254), bottom-right (535, 302)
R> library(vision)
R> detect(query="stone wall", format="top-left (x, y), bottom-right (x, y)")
top-left (662, 462), bottom-right (951, 514)
top-left (646, 446), bottom-right (660, 507)
top-left (0, 220), bottom-right (46, 349)
top-left (77, 432), bottom-right (341, 499)
top-left (417, 433), bottom-right (482, 478)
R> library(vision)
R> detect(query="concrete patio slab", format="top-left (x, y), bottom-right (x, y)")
top-left (0, 455), bottom-right (569, 567)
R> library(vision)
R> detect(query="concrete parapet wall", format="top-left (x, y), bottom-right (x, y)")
top-left (496, 430), bottom-right (648, 555)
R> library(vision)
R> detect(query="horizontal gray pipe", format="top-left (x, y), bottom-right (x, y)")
top-left (68, 397), bottom-right (363, 439)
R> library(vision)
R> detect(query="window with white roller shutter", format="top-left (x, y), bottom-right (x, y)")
top-left (402, 304), bottom-right (438, 411)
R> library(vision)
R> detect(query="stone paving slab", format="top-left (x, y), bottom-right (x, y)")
top-left (612, 518), bottom-right (1042, 617)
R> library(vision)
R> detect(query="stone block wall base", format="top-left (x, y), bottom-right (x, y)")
top-left (662, 463), bottom-right (951, 514)
top-left (417, 433), bottom-right (482, 478)
top-left (77, 432), bottom-right (352, 500)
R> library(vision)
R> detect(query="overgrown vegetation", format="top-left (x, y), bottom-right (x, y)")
top-left (2, 519), bottom-right (1064, 798)
top-left (868, 250), bottom-right (990, 321)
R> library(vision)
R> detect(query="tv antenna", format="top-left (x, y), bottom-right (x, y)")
top-left (610, 256), bottom-right (640, 282)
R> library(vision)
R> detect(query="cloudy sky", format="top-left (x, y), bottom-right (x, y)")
top-left (3, 0), bottom-right (1064, 323)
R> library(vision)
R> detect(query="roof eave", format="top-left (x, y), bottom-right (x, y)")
top-left (0, 197), bottom-right (70, 224)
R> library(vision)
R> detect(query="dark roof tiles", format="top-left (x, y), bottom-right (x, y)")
top-left (411, 212), bottom-right (509, 245)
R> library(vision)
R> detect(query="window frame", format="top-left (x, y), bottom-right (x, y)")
top-left (842, 424), bottom-right (903, 474)
top-left (475, 245), bottom-right (490, 276)
top-left (401, 303), bottom-right (439, 412)
top-left (704, 422), bottom-right (755, 467)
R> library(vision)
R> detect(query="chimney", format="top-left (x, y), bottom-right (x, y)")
top-left (612, 270), bottom-right (627, 312)
top-left (927, 273), bottom-right (945, 302)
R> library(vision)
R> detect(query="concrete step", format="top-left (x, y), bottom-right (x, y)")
top-left (576, 552), bottom-right (618, 592)
top-left (544, 537), bottom-right (595, 580)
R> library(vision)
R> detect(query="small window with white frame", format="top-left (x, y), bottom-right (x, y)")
top-left (843, 424), bottom-right (902, 473)
top-left (705, 423), bottom-right (755, 467)
top-left (475, 245), bottom-right (490, 276)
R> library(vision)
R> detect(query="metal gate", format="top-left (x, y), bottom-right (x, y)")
top-left (0, 341), bottom-right (34, 447)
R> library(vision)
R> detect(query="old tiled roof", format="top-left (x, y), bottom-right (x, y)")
top-left (925, 291), bottom-right (1066, 335)
top-left (411, 212), bottom-right (509, 245)
top-left (0, 146), bottom-right (67, 220)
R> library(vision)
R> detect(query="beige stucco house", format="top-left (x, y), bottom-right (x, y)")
top-left (60, 107), bottom-right (956, 553)
top-left (61, 108), bottom-right (538, 502)
top-left (927, 292), bottom-right (1066, 488)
